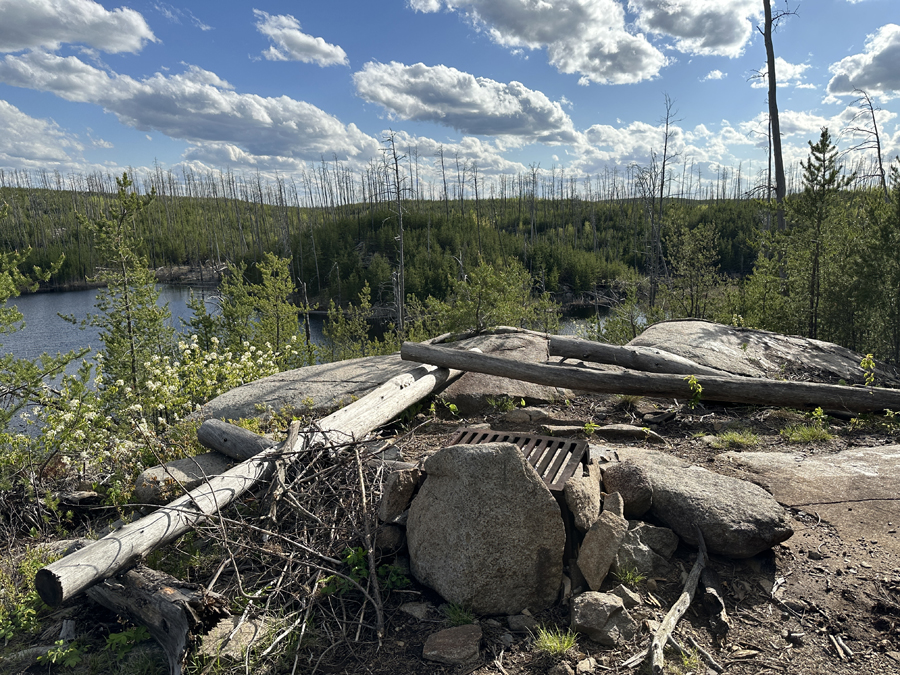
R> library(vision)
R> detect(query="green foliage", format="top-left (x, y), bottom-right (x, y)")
top-left (781, 421), bottom-right (833, 443)
top-left (318, 546), bottom-right (409, 596)
top-left (0, 546), bottom-right (58, 640)
top-left (420, 257), bottom-right (559, 335)
top-left (581, 283), bottom-right (668, 345)
top-left (105, 625), bottom-right (152, 659)
top-left (612, 565), bottom-right (646, 588)
top-left (532, 625), bottom-right (577, 657)
top-left (323, 282), bottom-right (394, 361)
top-left (583, 421), bottom-right (601, 435)
top-left (38, 639), bottom-right (84, 668)
top-left (684, 375), bottom-right (703, 409)
top-left (861, 353), bottom-right (876, 387)
top-left (442, 603), bottom-right (475, 626)
top-left (662, 210), bottom-right (724, 319)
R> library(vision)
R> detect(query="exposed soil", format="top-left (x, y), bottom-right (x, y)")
top-left (3, 393), bottom-right (900, 675)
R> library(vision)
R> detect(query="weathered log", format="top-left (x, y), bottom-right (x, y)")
top-left (197, 418), bottom-right (275, 461)
top-left (401, 342), bottom-right (900, 413)
top-left (86, 565), bottom-right (229, 675)
top-left (548, 335), bottom-right (733, 377)
top-left (36, 362), bottom-right (463, 608)
top-left (648, 526), bottom-right (708, 675)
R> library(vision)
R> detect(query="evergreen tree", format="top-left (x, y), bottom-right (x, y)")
top-left (81, 173), bottom-right (173, 398)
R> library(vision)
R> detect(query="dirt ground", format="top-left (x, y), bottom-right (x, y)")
top-left (4, 392), bottom-right (900, 675)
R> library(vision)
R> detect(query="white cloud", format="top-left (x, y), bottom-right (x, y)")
top-left (353, 61), bottom-right (578, 144)
top-left (827, 24), bottom-right (900, 99)
top-left (253, 10), bottom-right (348, 66)
top-left (751, 57), bottom-right (813, 89)
top-left (154, 3), bottom-right (212, 31)
top-left (703, 69), bottom-right (725, 81)
top-left (629, 0), bottom-right (760, 57)
top-left (0, 52), bottom-right (379, 162)
top-left (0, 0), bottom-right (155, 54)
top-left (409, 0), bottom-right (667, 85)
top-left (384, 129), bottom-right (529, 176)
top-left (0, 99), bottom-right (83, 168)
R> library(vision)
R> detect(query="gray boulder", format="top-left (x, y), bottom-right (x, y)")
top-left (630, 319), bottom-right (900, 385)
top-left (134, 452), bottom-right (233, 505)
top-left (407, 443), bottom-right (565, 615)
top-left (613, 522), bottom-right (679, 576)
top-left (601, 461), bottom-right (652, 518)
top-left (564, 462), bottom-right (602, 532)
top-left (571, 592), bottom-right (638, 646)
top-left (577, 508), bottom-right (628, 591)
top-left (617, 449), bottom-right (793, 558)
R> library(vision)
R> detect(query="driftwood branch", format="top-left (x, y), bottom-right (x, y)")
top-left (401, 342), bottom-right (900, 413)
top-left (86, 565), bottom-right (228, 675)
top-left (36, 362), bottom-right (463, 607)
top-left (648, 526), bottom-right (708, 675)
top-left (549, 335), bottom-right (733, 377)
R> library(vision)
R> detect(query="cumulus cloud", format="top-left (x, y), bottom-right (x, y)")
top-left (703, 69), bottom-right (726, 81)
top-left (630, 0), bottom-right (759, 57)
top-left (750, 57), bottom-right (813, 89)
top-left (0, 0), bottom-right (155, 54)
top-left (409, 0), bottom-right (667, 85)
top-left (254, 10), bottom-right (348, 66)
top-left (827, 24), bottom-right (900, 98)
top-left (0, 52), bottom-right (378, 161)
top-left (0, 99), bottom-right (83, 168)
top-left (383, 129), bottom-right (529, 176)
top-left (353, 61), bottom-right (578, 144)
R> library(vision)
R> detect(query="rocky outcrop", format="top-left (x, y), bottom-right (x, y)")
top-left (134, 452), bottom-right (234, 505)
top-left (406, 442), bottom-right (566, 615)
top-left (616, 449), bottom-right (793, 558)
top-left (629, 319), bottom-right (900, 385)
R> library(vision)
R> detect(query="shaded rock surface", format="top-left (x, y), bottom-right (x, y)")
top-left (570, 592), bottom-right (638, 646)
top-left (613, 522), bottom-right (679, 576)
top-left (577, 509), bottom-right (628, 591)
top-left (134, 452), bottom-right (233, 505)
top-left (422, 624), bottom-right (482, 664)
top-left (630, 319), bottom-right (900, 385)
top-left (616, 449), bottom-right (793, 558)
top-left (378, 468), bottom-right (421, 523)
top-left (407, 442), bottom-right (565, 615)
top-left (198, 329), bottom-right (573, 420)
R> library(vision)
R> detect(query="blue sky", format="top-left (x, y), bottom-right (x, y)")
top-left (0, 0), bottom-right (898, 190)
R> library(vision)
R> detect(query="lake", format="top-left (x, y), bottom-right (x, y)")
top-left (1, 285), bottom-right (325, 363)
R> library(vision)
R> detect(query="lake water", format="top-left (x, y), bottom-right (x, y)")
top-left (1, 285), bottom-right (325, 363)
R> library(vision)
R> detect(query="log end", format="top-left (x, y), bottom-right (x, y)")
top-left (35, 567), bottom-right (64, 608)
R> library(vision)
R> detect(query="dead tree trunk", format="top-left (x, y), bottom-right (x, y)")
top-left (401, 342), bottom-right (900, 413)
top-left (36, 362), bottom-right (463, 608)
top-left (548, 335), bottom-right (732, 377)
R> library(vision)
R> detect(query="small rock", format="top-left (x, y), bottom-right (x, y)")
top-left (484, 618), bottom-right (503, 628)
top-left (422, 625), bottom-right (482, 665)
top-left (602, 491), bottom-right (625, 517)
top-left (378, 468), bottom-right (421, 522)
top-left (200, 616), bottom-right (269, 660)
top-left (501, 632), bottom-right (515, 647)
top-left (565, 466), bottom-right (602, 533)
top-left (399, 602), bottom-right (432, 621)
top-left (374, 524), bottom-right (406, 555)
top-left (578, 511), bottom-right (629, 591)
top-left (644, 411), bottom-right (676, 425)
top-left (608, 584), bottom-right (641, 608)
top-left (548, 662), bottom-right (575, 675)
top-left (571, 592), bottom-right (638, 646)
top-left (592, 424), bottom-right (666, 444)
top-left (507, 614), bottom-right (538, 633)
top-left (576, 656), bottom-right (597, 673)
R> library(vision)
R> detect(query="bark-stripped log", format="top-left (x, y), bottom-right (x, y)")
top-left (548, 335), bottom-right (733, 377)
top-left (36, 362), bottom-right (463, 607)
top-left (401, 342), bottom-right (900, 413)
top-left (196, 418), bottom-right (276, 461)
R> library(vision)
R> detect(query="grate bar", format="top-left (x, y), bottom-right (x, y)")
top-left (447, 428), bottom-right (588, 493)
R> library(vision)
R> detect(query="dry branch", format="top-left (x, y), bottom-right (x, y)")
top-left (548, 335), bottom-right (732, 377)
top-left (197, 418), bottom-right (276, 461)
top-left (36, 362), bottom-right (462, 607)
top-left (401, 341), bottom-right (900, 413)
top-left (648, 526), bottom-right (708, 674)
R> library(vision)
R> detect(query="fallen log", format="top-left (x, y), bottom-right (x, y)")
top-left (401, 342), bottom-right (900, 413)
top-left (36, 362), bottom-right (463, 608)
top-left (197, 418), bottom-right (276, 461)
top-left (86, 565), bottom-right (229, 675)
top-left (548, 335), bottom-right (733, 377)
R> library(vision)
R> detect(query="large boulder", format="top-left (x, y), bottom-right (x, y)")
top-left (629, 319), bottom-right (900, 385)
top-left (407, 442), bottom-right (566, 615)
top-left (616, 449), bottom-right (793, 558)
top-left (601, 461), bottom-right (653, 518)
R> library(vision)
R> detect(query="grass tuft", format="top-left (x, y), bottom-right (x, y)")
top-left (532, 625), bottom-right (577, 657)
top-left (780, 423), bottom-right (832, 443)
top-left (612, 565), bottom-right (646, 588)
top-left (442, 603), bottom-right (474, 626)
top-left (713, 428), bottom-right (759, 449)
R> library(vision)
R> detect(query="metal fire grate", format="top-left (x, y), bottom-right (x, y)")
top-left (447, 428), bottom-right (588, 493)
